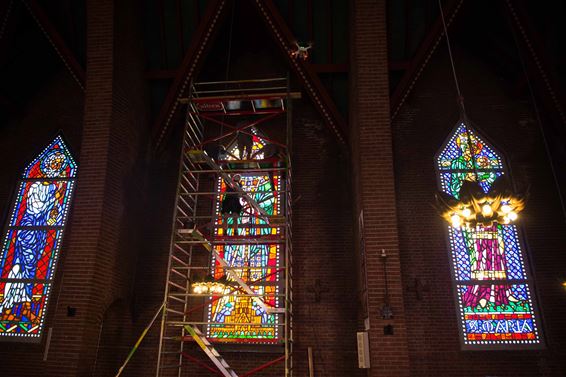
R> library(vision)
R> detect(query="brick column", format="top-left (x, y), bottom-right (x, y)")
top-left (44, 1), bottom-right (114, 375)
top-left (350, 1), bottom-right (411, 376)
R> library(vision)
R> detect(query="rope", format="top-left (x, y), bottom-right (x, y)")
top-left (115, 304), bottom-right (164, 377)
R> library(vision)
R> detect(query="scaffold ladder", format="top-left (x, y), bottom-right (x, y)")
top-left (156, 78), bottom-right (295, 377)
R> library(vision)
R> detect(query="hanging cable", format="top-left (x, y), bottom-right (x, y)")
top-left (505, 5), bottom-right (566, 223)
top-left (438, 0), bottom-right (466, 118)
top-left (438, 0), bottom-right (479, 180)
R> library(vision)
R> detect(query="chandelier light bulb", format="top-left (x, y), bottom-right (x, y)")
top-left (451, 214), bottom-right (462, 228)
top-left (461, 207), bottom-right (472, 218)
top-left (192, 284), bottom-right (203, 294)
top-left (481, 204), bottom-right (493, 217)
top-left (508, 211), bottom-right (518, 221)
top-left (501, 204), bottom-right (512, 214)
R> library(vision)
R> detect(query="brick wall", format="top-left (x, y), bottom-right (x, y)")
top-left (350, 1), bottom-right (411, 376)
top-left (392, 45), bottom-right (566, 376)
top-left (291, 102), bottom-right (361, 377)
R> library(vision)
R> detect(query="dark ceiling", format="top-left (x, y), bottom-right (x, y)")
top-left (1, 0), bottom-right (565, 132)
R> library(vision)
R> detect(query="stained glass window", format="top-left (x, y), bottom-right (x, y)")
top-left (0, 136), bottom-right (77, 341)
top-left (207, 128), bottom-right (283, 343)
top-left (436, 123), bottom-right (542, 348)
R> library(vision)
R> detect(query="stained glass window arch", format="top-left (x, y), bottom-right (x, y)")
top-left (0, 135), bottom-right (77, 341)
top-left (435, 121), bottom-right (543, 348)
top-left (206, 127), bottom-right (283, 343)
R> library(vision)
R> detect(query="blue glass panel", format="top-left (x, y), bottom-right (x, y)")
top-left (0, 137), bottom-right (76, 341)
top-left (23, 136), bottom-right (77, 179)
top-left (501, 225), bottom-right (526, 280)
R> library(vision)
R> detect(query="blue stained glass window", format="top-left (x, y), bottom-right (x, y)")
top-left (436, 122), bottom-right (542, 347)
top-left (0, 136), bottom-right (77, 341)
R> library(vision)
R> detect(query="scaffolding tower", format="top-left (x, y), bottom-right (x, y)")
top-left (156, 78), bottom-right (297, 377)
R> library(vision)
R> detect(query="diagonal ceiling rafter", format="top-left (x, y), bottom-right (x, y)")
top-left (152, 0), bottom-right (229, 152)
top-left (21, 0), bottom-right (85, 90)
top-left (390, 0), bottom-right (464, 119)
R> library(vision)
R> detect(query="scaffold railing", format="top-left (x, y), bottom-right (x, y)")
top-left (156, 77), bottom-right (296, 377)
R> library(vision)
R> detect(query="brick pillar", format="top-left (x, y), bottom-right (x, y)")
top-left (350, 1), bottom-right (411, 376)
top-left (44, 1), bottom-right (115, 376)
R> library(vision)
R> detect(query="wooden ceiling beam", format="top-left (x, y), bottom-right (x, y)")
top-left (22, 0), bottom-right (85, 90)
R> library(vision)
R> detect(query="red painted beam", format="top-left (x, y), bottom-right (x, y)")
top-left (252, 0), bottom-right (348, 144)
top-left (152, 0), bottom-right (228, 151)
top-left (390, 0), bottom-right (464, 119)
top-left (21, 0), bottom-right (85, 90)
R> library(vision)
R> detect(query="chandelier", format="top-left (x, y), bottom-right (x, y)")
top-left (436, 176), bottom-right (525, 228)
top-left (191, 274), bottom-right (230, 295)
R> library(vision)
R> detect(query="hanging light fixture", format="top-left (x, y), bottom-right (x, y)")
top-left (434, 0), bottom-right (526, 228)
top-left (192, 274), bottom-right (231, 295)
top-left (436, 177), bottom-right (525, 228)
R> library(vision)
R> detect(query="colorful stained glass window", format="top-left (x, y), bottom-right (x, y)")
top-left (436, 123), bottom-right (542, 347)
top-left (0, 136), bottom-right (77, 341)
top-left (207, 128), bottom-right (283, 343)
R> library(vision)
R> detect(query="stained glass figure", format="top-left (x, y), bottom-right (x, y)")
top-left (207, 128), bottom-right (283, 343)
top-left (436, 123), bottom-right (541, 347)
top-left (0, 136), bottom-right (77, 340)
